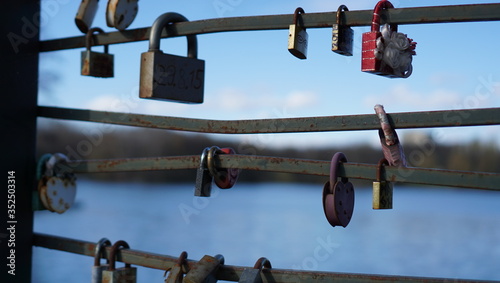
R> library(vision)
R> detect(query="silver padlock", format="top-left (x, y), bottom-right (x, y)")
top-left (238, 257), bottom-right (271, 283)
top-left (75, 0), bottom-right (99, 33)
top-left (332, 5), bottom-right (353, 56)
top-left (81, 27), bottom-right (114, 78)
top-left (102, 240), bottom-right (137, 283)
top-left (184, 254), bottom-right (224, 283)
top-left (373, 158), bottom-right (393, 210)
top-left (288, 7), bottom-right (308, 59)
top-left (91, 238), bottom-right (112, 283)
top-left (195, 147), bottom-right (213, 197)
top-left (37, 153), bottom-right (77, 214)
top-left (106, 0), bottom-right (139, 31)
top-left (139, 12), bottom-right (205, 103)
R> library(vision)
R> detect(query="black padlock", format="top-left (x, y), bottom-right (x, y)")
top-left (139, 12), bottom-right (205, 103)
top-left (81, 27), bottom-right (114, 78)
top-left (332, 5), bottom-right (353, 56)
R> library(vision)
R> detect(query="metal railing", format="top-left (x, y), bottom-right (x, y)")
top-left (29, 3), bottom-right (500, 282)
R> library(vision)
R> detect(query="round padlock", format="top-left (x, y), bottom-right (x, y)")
top-left (106, 0), bottom-right (139, 31)
top-left (322, 152), bottom-right (355, 227)
top-left (207, 146), bottom-right (240, 189)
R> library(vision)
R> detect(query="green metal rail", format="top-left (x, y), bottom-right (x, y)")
top-left (65, 155), bottom-right (500, 191)
top-left (39, 3), bottom-right (500, 52)
top-left (33, 233), bottom-right (495, 283)
top-left (38, 106), bottom-right (500, 134)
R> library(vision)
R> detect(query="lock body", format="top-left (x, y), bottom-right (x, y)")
top-left (106, 0), bottom-right (139, 30)
top-left (92, 264), bottom-right (109, 283)
top-left (101, 266), bottom-right (137, 283)
top-left (332, 25), bottom-right (353, 56)
top-left (139, 51), bottom-right (205, 103)
top-left (239, 268), bottom-right (262, 283)
top-left (81, 50), bottom-right (115, 78)
top-left (288, 24), bottom-right (308, 59)
top-left (373, 181), bottom-right (393, 209)
top-left (75, 0), bottom-right (99, 33)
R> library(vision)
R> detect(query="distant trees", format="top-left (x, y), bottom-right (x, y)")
top-left (37, 120), bottom-right (500, 183)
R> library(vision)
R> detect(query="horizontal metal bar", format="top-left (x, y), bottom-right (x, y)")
top-left (33, 233), bottom-right (494, 283)
top-left (39, 4), bottom-right (500, 52)
top-left (38, 106), bottom-right (500, 134)
top-left (64, 155), bottom-right (500, 191)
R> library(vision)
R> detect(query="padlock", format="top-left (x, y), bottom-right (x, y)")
top-left (92, 238), bottom-right (112, 283)
top-left (374, 104), bottom-right (407, 167)
top-left (332, 5), bottom-right (353, 56)
top-left (195, 147), bottom-right (213, 197)
top-left (238, 257), bottom-right (271, 283)
top-left (322, 152), bottom-right (355, 228)
top-left (165, 251), bottom-right (188, 283)
top-left (207, 146), bottom-right (240, 189)
top-left (75, 0), bottom-right (99, 33)
top-left (81, 27), bottom-right (114, 78)
top-left (184, 254), bottom-right (224, 283)
top-left (102, 240), bottom-right (137, 283)
top-left (106, 0), bottom-right (139, 31)
top-left (287, 7), bottom-right (308, 60)
top-left (139, 12), bottom-right (205, 103)
top-left (361, 0), bottom-right (416, 78)
top-left (373, 158), bottom-right (393, 210)
top-left (37, 153), bottom-right (77, 214)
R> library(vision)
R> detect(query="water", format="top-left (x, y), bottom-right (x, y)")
top-left (33, 179), bottom-right (500, 282)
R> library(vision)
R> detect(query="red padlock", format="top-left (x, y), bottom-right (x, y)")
top-left (361, 0), bottom-right (416, 78)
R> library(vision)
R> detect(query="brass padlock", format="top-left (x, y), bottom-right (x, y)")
top-left (102, 240), bottom-right (137, 283)
top-left (332, 5), bottom-right (353, 56)
top-left (91, 238), bottom-right (112, 283)
top-left (287, 7), bottom-right (308, 59)
top-left (81, 27), bottom-right (114, 78)
top-left (373, 158), bottom-right (393, 209)
top-left (139, 12), bottom-right (205, 103)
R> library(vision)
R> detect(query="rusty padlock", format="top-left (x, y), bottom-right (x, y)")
top-left (207, 146), bottom-right (240, 189)
top-left (322, 152), bottom-right (355, 228)
top-left (101, 240), bottom-right (137, 283)
top-left (184, 254), bottom-right (224, 283)
top-left (373, 158), bottom-right (393, 210)
top-left (106, 0), bottom-right (139, 31)
top-left (164, 251), bottom-right (188, 283)
top-left (37, 153), bottom-right (77, 214)
top-left (75, 0), bottom-right (99, 33)
top-left (139, 12), bottom-right (205, 103)
top-left (81, 27), bottom-right (114, 78)
top-left (361, 0), bottom-right (416, 78)
top-left (332, 5), bottom-right (353, 56)
top-left (238, 257), bottom-right (271, 283)
top-left (288, 7), bottom-right (308, 59)
top-left (91, 238), bottom-right (112, 283)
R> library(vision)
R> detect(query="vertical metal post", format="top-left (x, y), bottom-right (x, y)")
top-left (0, 0), bottom-right (39, 282)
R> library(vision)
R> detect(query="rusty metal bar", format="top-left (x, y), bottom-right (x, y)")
top-left (39, 3), bottom-right (500, 52)
top-left (33, 233), bottom-right (494, 283)
top-left (38, 106), bottom-right (500, 134)
top-left (63, 155), bottom-right (500, 191)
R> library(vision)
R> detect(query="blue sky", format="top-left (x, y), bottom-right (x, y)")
top-left (38, 0), bottom-right (500, 149)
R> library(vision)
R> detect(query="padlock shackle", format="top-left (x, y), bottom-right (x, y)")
top-left (329, 152), bottom-right (348, 193)
top-left (336, 5), bottom-right (349, 26)
top-left (94, 238), bottom-right (112, 266)
top-left (292, 7), bottom-right (306, 29)
top-left (107, 240), bottom-right (131, 271)
top-left (371, 0), bottom-right (397, 32)
top-left (253, 257), bottom-right (272, 270)
top-left (148, 12), bottom-right (198, 59)
top-left (376, 158), bottom-right (390, 182)
top-left (86, 27), bottom-right (109, 53)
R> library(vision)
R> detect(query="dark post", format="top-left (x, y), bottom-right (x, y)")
top-left (0, 0), bottom-right (39, 282)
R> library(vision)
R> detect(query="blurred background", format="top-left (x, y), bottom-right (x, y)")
top-left (34, 0), bottom-right (500, 282)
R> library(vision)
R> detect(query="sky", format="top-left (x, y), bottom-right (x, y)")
top-left (38, 0), bottom-right (500, 149)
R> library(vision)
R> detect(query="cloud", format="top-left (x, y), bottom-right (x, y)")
top-left (363, 83), bottom-right (462, 111)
